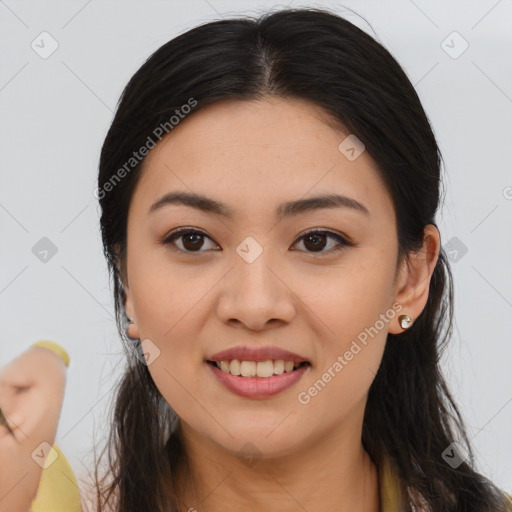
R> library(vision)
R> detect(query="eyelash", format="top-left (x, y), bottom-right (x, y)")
top-left (160, 228), bottom-right (353, 256)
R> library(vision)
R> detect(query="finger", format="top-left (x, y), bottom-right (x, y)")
top-left (0, 407), bottom-right (15, 436)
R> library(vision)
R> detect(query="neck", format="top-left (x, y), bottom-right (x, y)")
top-left (172, 420), bottom-right (380, 512)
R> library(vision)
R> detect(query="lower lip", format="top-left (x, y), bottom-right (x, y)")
top-left (207, 362), bottom-right (309, 399)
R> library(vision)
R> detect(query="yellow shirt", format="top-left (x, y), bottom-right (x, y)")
top-left (29, 444), bottom-right (82, 512)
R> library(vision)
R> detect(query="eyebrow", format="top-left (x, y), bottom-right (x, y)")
top-left (148, 191), bottom-right (370, 219)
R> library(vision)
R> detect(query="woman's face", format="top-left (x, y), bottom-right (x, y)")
top-left (123, 97), bottom-right (424, 460)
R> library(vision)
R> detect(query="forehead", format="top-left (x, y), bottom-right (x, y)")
top-left (129, 97), bottom-right (394, 225)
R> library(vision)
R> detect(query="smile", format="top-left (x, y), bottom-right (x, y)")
top-left (207, 360), bottom-right (310, 399)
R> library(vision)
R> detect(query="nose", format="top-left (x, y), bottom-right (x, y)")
top-left (215, 247), bottom-right (296, 331)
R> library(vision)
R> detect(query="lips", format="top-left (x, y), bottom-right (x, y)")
top-left (207, 359), bottom-right (310, 398)
top-left (207, 345), bottom-right (310, 364)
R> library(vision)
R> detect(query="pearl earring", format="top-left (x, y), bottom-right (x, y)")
top-left (399, 314), bottom-right (412, 329)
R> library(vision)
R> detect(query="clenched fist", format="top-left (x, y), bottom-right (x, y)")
top-left (0, 342), bottom-right (68, 512)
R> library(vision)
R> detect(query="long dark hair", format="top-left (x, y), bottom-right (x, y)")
top-left (94, 7), bottom-right (511, 511)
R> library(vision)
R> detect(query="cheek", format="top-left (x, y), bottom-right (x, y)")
top-left (292, 251), bottom-right (395, 345)
top-left (296, 294), bottom-right (389, 428)
top-left (295, 340), bottom-right (384, 440)
top-left (292, 254), bottom-right (393, 411)
top-left (145, 345), bottom-right (230, 444)
top-left (129, 253), bottom-right (213, 338)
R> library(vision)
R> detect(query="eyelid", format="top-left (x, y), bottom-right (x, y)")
top-left (160, 227), bottom-right (354, 255)
top-left (161, 227), bottom-right (219, 251)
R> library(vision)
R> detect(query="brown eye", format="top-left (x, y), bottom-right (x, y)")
top-left (293, 230), bottom-right (351, 254)
top-left (178, 232), bottom-right (205, 251)
top-left (162, 228), bottom-right (218, 253)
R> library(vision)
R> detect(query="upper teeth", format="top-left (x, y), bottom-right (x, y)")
top-left (217, 359), bottom-right (303, 377)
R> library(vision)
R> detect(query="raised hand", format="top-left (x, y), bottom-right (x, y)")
top-left (0, 343), bottom-right (68, 512)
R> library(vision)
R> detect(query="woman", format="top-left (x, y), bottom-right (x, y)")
top-left (93, 6), bottom-right (512, 512)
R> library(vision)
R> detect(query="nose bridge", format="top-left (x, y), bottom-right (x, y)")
top-left (233, 234), bottom-right (281, 299)
top-left (216, 235), bottom-right (295, 328)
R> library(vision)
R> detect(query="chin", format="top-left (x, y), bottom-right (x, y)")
top-left (208, 426), bottom-right (304, 462)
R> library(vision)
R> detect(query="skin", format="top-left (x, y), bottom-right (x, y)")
top-left (123, 96), bottom-right (440, 512)
top-left (0, 347), bottom-right (67, 512)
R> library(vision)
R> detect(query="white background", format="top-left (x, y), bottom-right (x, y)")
top-left (1, 0), bottom-right (511, 495)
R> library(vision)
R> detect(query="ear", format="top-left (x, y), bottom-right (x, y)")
top-left (388, 224), bottom-right (440, 334)
top-left (124, 288), bottom-right (141, 340)
top-left (115, 244), bottom-right (141, 340)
